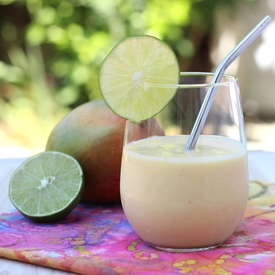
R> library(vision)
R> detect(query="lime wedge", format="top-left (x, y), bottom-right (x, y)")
top-left (99, 35), bottom-right (180, 123)
top-left (9, 151), bottom-right (83, 222)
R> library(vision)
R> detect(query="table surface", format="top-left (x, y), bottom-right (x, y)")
top-left (0, 151), bottom-right (275, 274)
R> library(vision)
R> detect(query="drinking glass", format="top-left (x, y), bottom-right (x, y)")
top-left (120, 72), bottom-right (249, 252)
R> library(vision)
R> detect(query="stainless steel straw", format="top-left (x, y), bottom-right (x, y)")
top-left (185, 15), bottom-right (272, 150)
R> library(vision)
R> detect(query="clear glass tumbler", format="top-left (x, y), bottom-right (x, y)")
top-left (120, 72), bottom-right (249, 252)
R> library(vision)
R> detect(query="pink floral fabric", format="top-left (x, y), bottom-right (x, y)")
top-left (1, 181), bottom-right (275, 275)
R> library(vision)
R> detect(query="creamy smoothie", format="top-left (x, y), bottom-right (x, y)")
top-left (120, 135), bottom-right (249, 250)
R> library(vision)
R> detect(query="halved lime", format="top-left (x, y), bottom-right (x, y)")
top-left (9, 151), bottom-right (83, 222)
top-left (99, 35), bottom-right (180, 123)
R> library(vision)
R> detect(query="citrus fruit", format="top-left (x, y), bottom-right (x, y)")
top-left (9, 151), bottom-right (83, 222)
top-left (99, 35), bottom-right (180, 123)
top-left (45, 98), bottom-right (164, 204)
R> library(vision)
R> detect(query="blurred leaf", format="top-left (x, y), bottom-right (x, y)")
top-left (0, 61), bottom-right (25, 83)
top-left (56, 86), bottom-right (79, 105)
top-left (0, 0), bottom-right (14, 4)
top-left (70, 63), bottom-right (90, 85)
top-left (46, 25), bottom-right (69, 46)
top-left (26, 23), bottom-right (46, 46)
top-left (8, 46), bottom-right (28, 70)
top-left (57, 1), bottom-right (73, 18)
top-left (77, 32), bottom-right (110, 64)
top-left (176, 38), bottom-right (195, 58)
top-left (1, 22), bottom-right (17, 42)
top-left (36, 6), bottom-right (57, 26)
top-left (145, 0), bottom-right (191, 38)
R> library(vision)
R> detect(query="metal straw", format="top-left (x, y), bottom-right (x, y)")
top-left (185, 15), bottom-right (272, 150)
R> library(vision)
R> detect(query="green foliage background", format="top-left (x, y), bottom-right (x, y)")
top-left (0, 0), bottom-right (258, 153)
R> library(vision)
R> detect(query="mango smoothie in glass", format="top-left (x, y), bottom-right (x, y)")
top-left (120, 73), bottom-right (249, 252)
top-left (99, 36), bottom-right (249, 252)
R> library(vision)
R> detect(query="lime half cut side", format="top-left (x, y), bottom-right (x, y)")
top-left (100, 35), bottom-right (180, 123)
top-left (9, 151), bottom-right (83, 222)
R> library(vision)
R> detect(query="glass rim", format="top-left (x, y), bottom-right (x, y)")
top-left (145, 72), bottom-right (238, 89)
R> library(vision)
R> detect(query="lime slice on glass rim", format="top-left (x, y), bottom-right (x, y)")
top-left (99, 35), bottom-right (180, 123)
top-left (9, 151), bottom-right (83, 222)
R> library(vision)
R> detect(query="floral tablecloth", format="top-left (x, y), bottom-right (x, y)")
top-left (0, 180), bottom-right (275, 275)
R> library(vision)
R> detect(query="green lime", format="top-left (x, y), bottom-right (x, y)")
top-left (99, 35), bottom-right (180, 123)
top-left (9, 151), bottom-right (83, 222)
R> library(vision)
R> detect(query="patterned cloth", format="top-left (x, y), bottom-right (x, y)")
top-left (0, 181), bottom-right (275, 275)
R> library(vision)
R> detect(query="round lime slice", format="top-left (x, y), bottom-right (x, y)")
top-left (9, 151), bottom-right (83, 222)
top-left (99, 35), bottom-right (180, 123)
